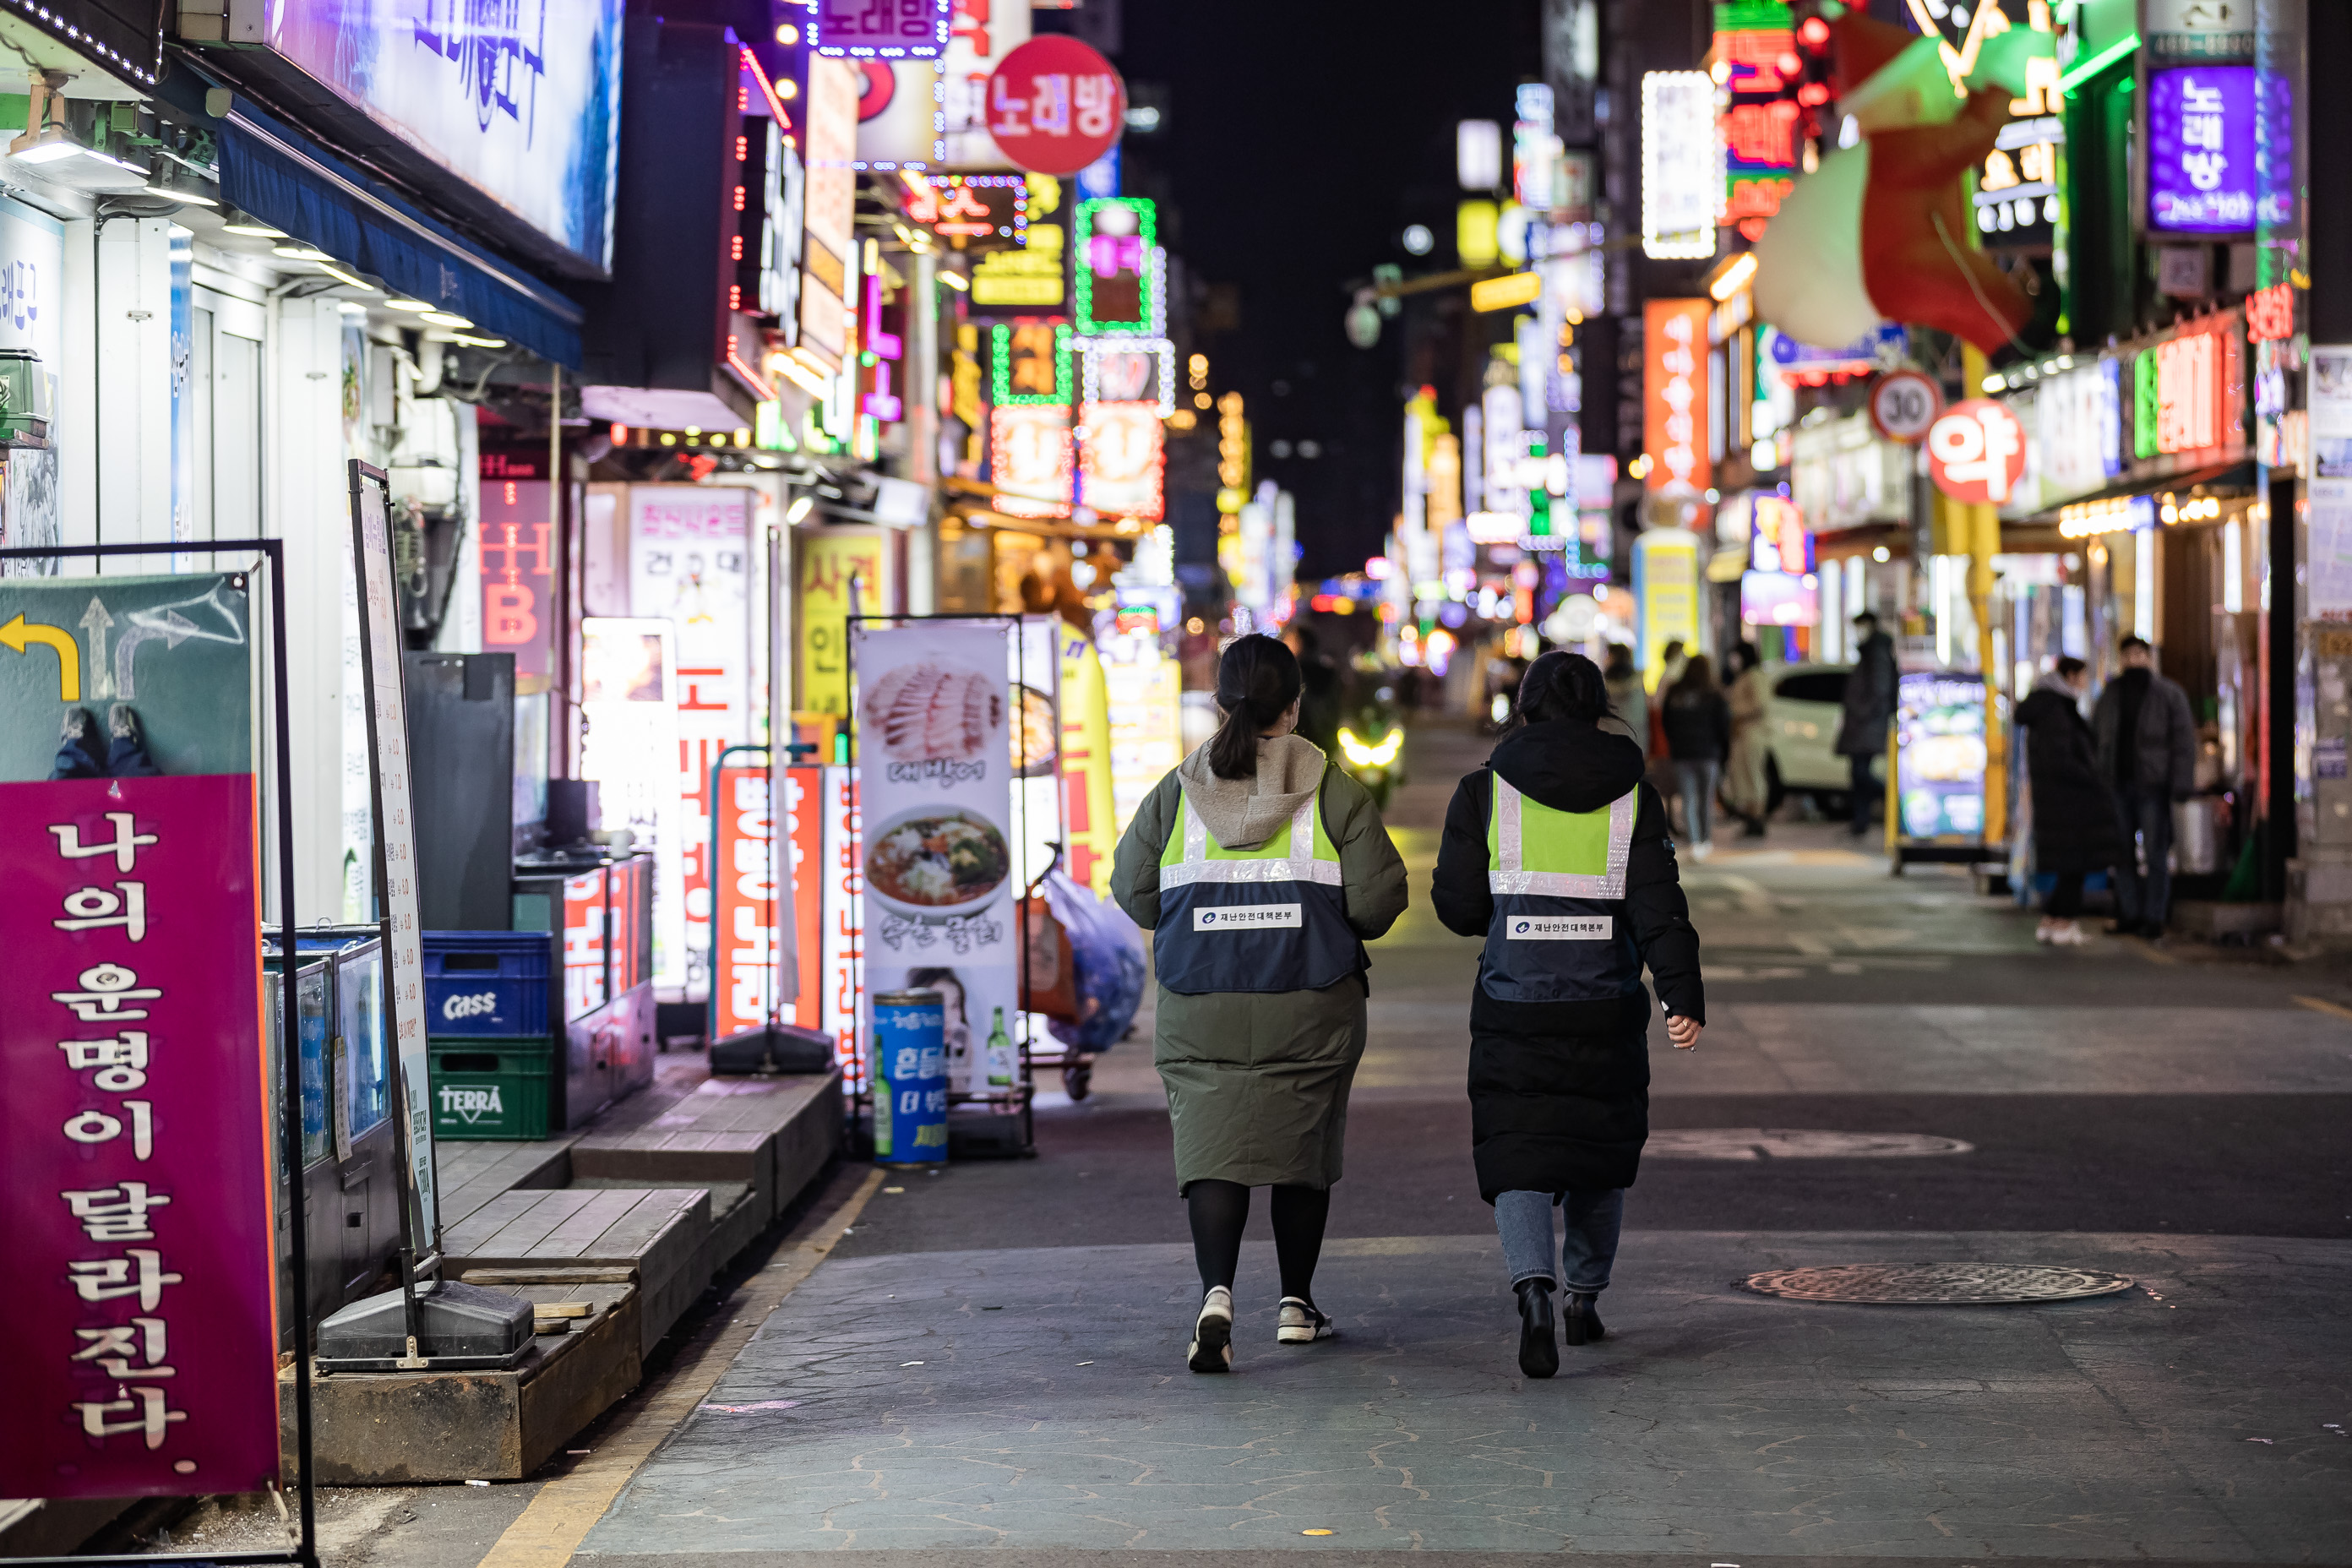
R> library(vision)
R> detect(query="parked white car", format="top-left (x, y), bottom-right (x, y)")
top-left (1763, 663), bottom-right (1883, 810)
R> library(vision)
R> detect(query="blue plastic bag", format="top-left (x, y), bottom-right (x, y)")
top-left (1042, 869), bottom-right (1145, 1052)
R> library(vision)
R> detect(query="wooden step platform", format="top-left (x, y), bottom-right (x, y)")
top-left (444, 1186), bottom-right (711, 1356)
top-left (285, 1281), bottom-right (640, 1483)
top-left (570, 1058), bottom-right (841, 1229)
top-left (280, 1061), bottom-right (842, 1489)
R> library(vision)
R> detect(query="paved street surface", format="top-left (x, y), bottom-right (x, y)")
top-left (174, 721), bottom-right (2352, 1565)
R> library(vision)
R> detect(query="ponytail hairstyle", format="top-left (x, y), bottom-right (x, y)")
top-left (1207, 633), bottom-right (1304, 778)
top-left (1516, 650), bottom-right (1614, 727)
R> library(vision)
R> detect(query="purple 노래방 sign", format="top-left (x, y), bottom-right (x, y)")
top-left (2148, 65), bottom-right (2257, 235)
top-left (0, 773), bottom-right (277, 1499)
top-left (812, 0), bottom-right (950, 59)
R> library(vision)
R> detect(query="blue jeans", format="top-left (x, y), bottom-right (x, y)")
top-left (1674, 760), bottom-right (1719, 847)
top-left (2112, 784), bottom-right (2174, 926)
top-left (1494, 1189), bottom-right (1624, 1293)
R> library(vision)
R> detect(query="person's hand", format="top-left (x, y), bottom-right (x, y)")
top-left (1666, 1014), bottom-right (1702, 1050)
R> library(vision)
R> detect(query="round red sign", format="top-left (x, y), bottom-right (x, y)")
top-left (1867, 368), bottom-right (1943, 444)
top-left (1925, 398), bottom-right (2028, 506)
top-left (985, 35), bottom-right (1126, 177)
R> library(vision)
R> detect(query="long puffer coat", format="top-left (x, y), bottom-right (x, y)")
top-left (2016, 681), bottom-right (2126, 874)
top-left (1431, 718), bottom-right (1706, 1200)
top-left (1110, 737), bottom-right (1409, 1194)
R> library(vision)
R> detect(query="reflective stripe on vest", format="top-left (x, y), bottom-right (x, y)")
top-left (1160, 794), bottom-right (1344, 887)
top-left (1478, 774), bottom-right (1642, 1004)
top-left (1487, 776), bottom-right (1636, 898)
top-left (1152, 780), bottom-right (1356, 995)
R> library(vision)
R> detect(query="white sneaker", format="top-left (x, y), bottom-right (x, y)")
top-left (1277, 1297), bottom-right (1336, 1343)
top-left (1690, 841), bottom-right (1714, 861)
top-left (1188, 1286), bottom-right (1233, 1373)
top-left (2050, 920), bottom-right (2089, 946)
top-left (2034, 919), bottom-right (2055, 944)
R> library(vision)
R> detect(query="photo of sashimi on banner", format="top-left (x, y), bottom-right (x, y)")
top-left (852, 621), bottom-right (1019, 1096)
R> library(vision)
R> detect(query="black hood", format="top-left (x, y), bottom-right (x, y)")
top-left (1488, 716), bottom-right (1647, 814)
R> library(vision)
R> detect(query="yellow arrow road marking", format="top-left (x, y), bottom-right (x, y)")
top-left (0, 612), bottom-right (81, 700)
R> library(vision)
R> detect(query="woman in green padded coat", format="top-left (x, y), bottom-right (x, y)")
top-left (1111, 633), bottom-right (1409, 1374)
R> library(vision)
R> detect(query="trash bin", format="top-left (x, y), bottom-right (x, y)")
top-left (427, 1038), bottom-right (553, 1141)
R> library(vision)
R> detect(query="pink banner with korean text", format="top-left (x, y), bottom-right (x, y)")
top-left (0, 770), bottom-right (278, 1499)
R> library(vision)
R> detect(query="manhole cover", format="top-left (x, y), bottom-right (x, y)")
top-left (1648, 1129), bottom-right (1974, 1160)
top-left (1741, 1264), bottom-right (2133, 1304)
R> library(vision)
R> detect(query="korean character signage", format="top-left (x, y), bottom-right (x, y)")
top-left (0, 571), bottom-right (276, 1500)
top-left (2148, 66), bottom-right (2257, 235)
top-left (2124, 313), bottom-right (2246, 471)
top-left (1074, 198), bottom-right (1159, 336)
top-left (992, 318), bottom-right (1073, 406)
top-left (1642, 298), bottom-right (1711, 493)
top-left (813, 0), bottom-right (950, 59)
top-left (989, 405), bottom-right (1075, 518)
top-left (1077, 400), bottom-right (1165, 521)
top-left (985, 34), bottom-right (1126, 177)
top-left (1925, 398), bottom-right (2028, 505)
top-left (477, 457), bottom-right (553, 685)
top-left (711, 765), bottom-right (801, 1039)
top-left (629, 486), bottom-right (753, 998)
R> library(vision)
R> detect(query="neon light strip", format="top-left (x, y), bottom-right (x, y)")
top-left (740, 46), bottom-right (792, 126)
top-left (1075, 337), bottom-right (1177, 416)
top-left (990, 321), bottom-right (1074, 406)
top-left (2058, 32), bottom-right (2139, 95)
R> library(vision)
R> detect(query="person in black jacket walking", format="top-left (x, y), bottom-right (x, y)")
top-left (1432, 652), bottom-right (1705, 1378)
top-left (1837, 612), bottom-right (1900, 836)
top-left (1662, 653), bottom-right (1733, 858)
top-left (2014, 658), bottom-right (2124, 945)
top-left (2090, 636), bottom-right (2199, 936)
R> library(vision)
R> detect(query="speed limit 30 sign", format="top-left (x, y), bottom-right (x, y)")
top-left (1868, 368), bottom-right (1945, 444)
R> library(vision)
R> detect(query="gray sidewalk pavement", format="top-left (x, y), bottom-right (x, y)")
top-left (575, 1230), bottom-right (2349, 1560)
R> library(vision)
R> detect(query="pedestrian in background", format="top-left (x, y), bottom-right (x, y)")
top-left (1723, 641), bottom-right (1772, 838)
top-left (2015, 657), bottom-right (2122, 945)
top-left (1431, 651), bottom-right (1705, 1379)
top-left (1111, 633), bottom-right (1409, 1375)
top-left (1663, 654), bottom-right (1732, 860)
top-left (2092, 635), bottom-right (2197, 937)
top-left (1601, 641), bottom-right (1647, 749)
top-left (1836, 611), bottom-right (1899, 838)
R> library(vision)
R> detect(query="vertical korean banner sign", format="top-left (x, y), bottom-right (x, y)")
top-left (352, 466), bottom-right (438, 1249)
top-left (711, 760), bottom-right (801, 1037)
top-left (629, 486), bottom-right (752, 998)
top-left (853, 623), bottom-right (1017, 1095)
top-left (0, 571), bottom-right (278, 1497)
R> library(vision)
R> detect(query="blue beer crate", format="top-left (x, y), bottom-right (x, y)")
top-left (422, 931), bottom-right (551, 1037)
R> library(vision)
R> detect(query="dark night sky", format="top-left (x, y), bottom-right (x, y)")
top-left (1112, 0), bottom-right (1539, 579)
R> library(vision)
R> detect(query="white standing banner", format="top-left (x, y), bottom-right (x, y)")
top-left (348, 463), bottom-right (438, 1250)
top-left (629, 486), bottom-right (752, 997)
top-left (853, 621), bottom-right (1019, 1096)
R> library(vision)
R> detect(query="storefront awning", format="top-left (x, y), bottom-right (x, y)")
top-left (2019, 460), bottom-right (2257, 525)
top-left (209, 95), bottom-right (585, 368)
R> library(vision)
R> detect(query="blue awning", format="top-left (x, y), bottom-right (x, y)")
top-left (213, 96), bottom-right (584, 368)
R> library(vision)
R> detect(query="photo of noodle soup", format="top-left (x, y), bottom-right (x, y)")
top-left (866, 809), bottom-right (1012, 917)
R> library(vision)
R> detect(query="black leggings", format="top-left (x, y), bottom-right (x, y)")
top-left (1185, 1179), bottom-right (1331, 1305)
top-left (2046, 870), bottom-right (2085, 917)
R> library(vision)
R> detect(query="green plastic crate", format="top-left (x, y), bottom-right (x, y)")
top-left (427, 1037), bottom-right (553, 1141)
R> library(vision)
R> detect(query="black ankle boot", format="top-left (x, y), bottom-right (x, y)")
top-left (1515, 1279), bottom-right (1558, 1378)
top-left (1564, 1292), bottom-right (1606, 1346)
